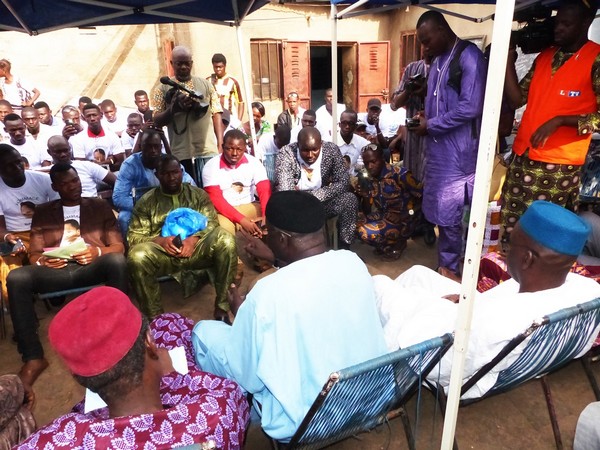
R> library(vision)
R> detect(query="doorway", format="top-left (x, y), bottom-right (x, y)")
top-left (309, 44), bottom-right (352, 110)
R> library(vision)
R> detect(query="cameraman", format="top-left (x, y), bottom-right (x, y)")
top-left (390, 48), bottom-right (432, 182)
top-left (501, 0), bottom-right (600, 244)
top-left (152, 46), bottom-right (223, 187)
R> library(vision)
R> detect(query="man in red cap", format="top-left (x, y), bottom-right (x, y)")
top-left (16, 286), bottom-right (249, 450)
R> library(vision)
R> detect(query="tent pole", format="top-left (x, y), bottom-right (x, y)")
top-left (331, 2), bottom-right (339, 145)
top-left (232, 0), bottom-right (258, 148)
top-left (440, 0), bottom-right (515, 447)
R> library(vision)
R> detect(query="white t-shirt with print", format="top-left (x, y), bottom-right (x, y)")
top-left (11, 138), bottom-right (48, 169)
top-left (202, 154), bottom-right (268, 207)
top-left (0, 170), bottom-right (59, 231)
top-left (70, 127), bottom-right (124, 161)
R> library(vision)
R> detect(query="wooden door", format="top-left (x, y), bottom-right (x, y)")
top-left (282, 40), bottom-right (311, 110)
top-left (357, 41), bottom-right (390, 112)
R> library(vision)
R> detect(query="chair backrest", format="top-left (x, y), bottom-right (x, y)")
top-left (461, 297), bottom-right (600, 400)
top-left (287, 333), bottom-right (453, 450)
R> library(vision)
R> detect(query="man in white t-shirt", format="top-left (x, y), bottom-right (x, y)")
top-left (0, 143), bottom-right (58, 301)
top-left (289, 109), bottom-right (328, 144)
top-left (120, 113), bottom-right (143, 155)
top-left (21, 107), bottom-right (56, 156)
top-left (337, 109), bottom-right (371, 175)
top-left (34, 101), bottom-right (64, 131)
top-left (254, 125), bottom-right (291, 183)
top-left (100, 99), bottom-right (128, 137)
top-left (47, 136), bottom-right (116, 198)
top-left (315, 88), bottom-right (346, 142)
top-left (71, 103), bottom-right (124, 170)
top-left (202, 129), bottom-right (271, 236)
top-left (3, 114), bottom-right (50, 169)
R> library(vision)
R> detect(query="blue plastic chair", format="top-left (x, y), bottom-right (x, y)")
top-left (278, 333), bottom-right (453, 450)
top-left (428, 297), bottom-right (600, 450)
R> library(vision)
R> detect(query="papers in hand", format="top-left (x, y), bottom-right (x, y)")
top-left (84, 346), bottom-right (188, 413)
top-left (42, 240), bottom-right (88, 259)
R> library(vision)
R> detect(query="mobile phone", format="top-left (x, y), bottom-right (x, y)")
top-left (64, 119), bottom-right (74, 126)
top-left (0, 239), bottom-right (24, 256)
top-left (143, 110), bottom-right (154, 123)
top-left (173, 234), bottom-right (183, 249)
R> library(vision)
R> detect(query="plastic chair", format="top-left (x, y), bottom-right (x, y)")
top-left (275, 333), bottom-right (453, 450)
top-left (427, 297), bottom-right (600, 450)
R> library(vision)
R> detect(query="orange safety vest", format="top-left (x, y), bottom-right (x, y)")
top-left (513, 41), bottom-right (600, 165)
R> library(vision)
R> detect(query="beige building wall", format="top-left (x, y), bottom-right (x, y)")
top-left (0, 2), bottom-right (496, 124)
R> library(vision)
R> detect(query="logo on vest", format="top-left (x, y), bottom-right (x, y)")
top-left (559, 90), bottom-right (581, 97)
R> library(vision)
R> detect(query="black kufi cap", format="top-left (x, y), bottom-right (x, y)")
top-left (266, 191), bottom-right (325, 233)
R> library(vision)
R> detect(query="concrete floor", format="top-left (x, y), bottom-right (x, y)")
top-left (1, 236), bottom-right (599, 449)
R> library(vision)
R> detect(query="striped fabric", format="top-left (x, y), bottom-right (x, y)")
top-left (461, 297), bottom-right (600, 401)
top-left (285, 334), bottom-right (453, 450)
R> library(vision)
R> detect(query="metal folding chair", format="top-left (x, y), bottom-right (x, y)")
top-left (276, 333), bottom-right (453, 450)
top-left (428, 297), bottom-right (600, 450)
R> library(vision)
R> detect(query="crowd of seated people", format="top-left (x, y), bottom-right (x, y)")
top-left (7, 22), bottom-right (600, 447)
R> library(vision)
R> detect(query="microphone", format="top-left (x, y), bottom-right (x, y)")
top-left (160, 76), bottom-right (204, 101)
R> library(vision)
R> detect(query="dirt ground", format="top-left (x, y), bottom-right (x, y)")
top-left (1, 237), bottom-right (599, 449)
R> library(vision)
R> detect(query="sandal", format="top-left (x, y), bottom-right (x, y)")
top-left (381, 241), bottom-right (407, 261)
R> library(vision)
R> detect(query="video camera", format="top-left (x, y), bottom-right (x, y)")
top-left (510, 5), bottom-right (555, 54)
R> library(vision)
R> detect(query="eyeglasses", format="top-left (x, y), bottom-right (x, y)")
top-left (361, 143), bottom-right (379, 153)
top-left (339, 120), bottom-right (356, 126)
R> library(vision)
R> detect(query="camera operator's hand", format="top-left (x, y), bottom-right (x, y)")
top-left (171, 91), bottom-right (193, 113)
top-left (413, 113), bottom-right (428, 137)
top-left (412, 78), bottom-right (427, 97)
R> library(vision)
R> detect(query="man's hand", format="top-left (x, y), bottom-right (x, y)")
top-left (238, 228), bottom-right (275, 264)
top-left (172, 91), bottom-right (194, 113)
top-left (4, 234), bottom-right (26, 255)
top-left (154, 236), bottom-right (182, 257)
top-left (412, 114), bottom-right (428, 136)
top-left (37, 256), bottom-right (68, 269)
top-left (227, 283), bottom-right (245, 317)
top-left (179, 236), bottom-right (199, 258)
top-left (62, 124), bottom-right (79, 139)
top-left (240, 217), bottom-right (263, 238)
top-left (530, 117), bottom-right (561, 149)
top-left (72, 246), bottom-right (101, 266)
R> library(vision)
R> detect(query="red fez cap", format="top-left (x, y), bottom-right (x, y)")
top-left (48, 286), bottom-right (142, 377)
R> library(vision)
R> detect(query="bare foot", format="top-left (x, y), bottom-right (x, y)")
top-left (18, 358), bottom-right (49, 408)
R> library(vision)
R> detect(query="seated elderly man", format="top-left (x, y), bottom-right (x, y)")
top-left (15, 287), bottom-right (249, 449)
top-left (202, 129), bottom-right (271, 237)
top-left (127, 154), bottom-right (237, 323)
top-left (113, 128), bottom-right (194, 238)
top-left (192, 191), bottom-right (387, 441)
top-left (356, 144), bottom-right (422, 259)
top-left (275, 127), bottom-right (358, 249)
top-left (7, 163), bottom-right (128, 399)
top-left (375, 201), bottom-right (600, 399)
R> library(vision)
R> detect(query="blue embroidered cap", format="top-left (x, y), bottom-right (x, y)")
top-left (518, 201), bottom-right (590, 256)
